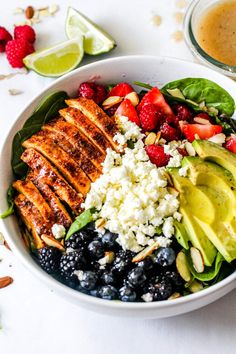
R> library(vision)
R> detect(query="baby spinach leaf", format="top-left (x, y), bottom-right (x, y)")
top-left (133, 81), bottom-right (153, 90)
top-left (186, 251), bottom-right (224, 282)
top-left (0, 184), bottom-right (15, 218)
top-left (162, 78), bottom-right (235, 117)
top-left (11, 91), bottom-right (68, 178)
top-left (66, 209), bottom-right (95, 240)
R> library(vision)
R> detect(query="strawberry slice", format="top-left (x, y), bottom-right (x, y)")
top-left (225, 134), bottom-right (236, 153)
top-left (108, 82), bottom-right (134, 97)
top-left (115, 98), bottom-right (141, 126)
top-left (180, 123), bottom-right (222, 142)
top-left (138, 87), bottom-right (174, 118)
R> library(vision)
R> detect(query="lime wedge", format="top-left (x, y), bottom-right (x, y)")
top-left (65, 7), bottom-right (116, 55)
top-left (23, 36), bottom-right (84, 77)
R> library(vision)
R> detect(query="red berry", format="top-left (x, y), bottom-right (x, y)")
top-left (139, 104), bottom-right (162, 131)
top-left (172, 104), bottom-right (192, 123)
top-left (5, 39), bottom-right (34, 68)
top-left (115, 99), bottom-right (140, 126)
top-left (177, 147), bottom-right (188, 157)
top-left (225, 135), bottom-right (236, 153)
top-left (160, 122), bottom-right (181, 142)
top-left (138, 87), bottom-right (174, 118)
top-left (106, 102), bottom-right (121, 117)
top-left (108, 82), bottom-right (134, 97)
top-left (14, 25), bottom-right (36, 43)
top-left (195, 112), bottom-right (212, 122)
top-left (78, 82), bottom-right (106, 104)
top-left (145, 145), bottom-right (170, 167)
top-left (180, 123), bottom-right (222, 142)
top-left (0, 26), bottom-right (12, 53)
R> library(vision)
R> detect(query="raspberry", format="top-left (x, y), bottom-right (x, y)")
top-left (139, 104), bottom-right (163, 131)
top-left (14, 25), bottom-right (36, 43)
top-left (78, 82), bottom-right (107, 104)
top-left (145, 145), bottom-right (170, 167)
top-left (195, 112), bottom-right (212, 122)
top-left (160, 122), bottom-right (181, 142)
top-left (0, 26), bottom-right (12, 53)
top-left (6, 39), bottom-right (35, 68)
top-left (172, 104), bottom-right (192, 124)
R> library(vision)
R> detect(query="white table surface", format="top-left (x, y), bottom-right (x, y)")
top-left (1, 1), bottom-right (236, 353)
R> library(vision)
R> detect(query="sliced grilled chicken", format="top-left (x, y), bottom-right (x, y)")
top-left (14, 194), bottom-right (48, 249)
top-left (21, 148), bottom-right (83, 214)
top-left (27, 172), bottom-right (72, 228)
top-left (41, 124), bottom-right (100, 181)
top-left (59, 107), bottom-right (112, 154)
top-left (23, 132), bottom-right (91, 195)
top-left (66, 98), bottom-right (119, 151)
top-left (42, 118), bottom-right (105, 169)
top-left (13, 180), bottom-right (52, 223)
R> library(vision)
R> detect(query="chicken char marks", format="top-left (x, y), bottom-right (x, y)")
top-left (13, 97), bottom-right (119, 249)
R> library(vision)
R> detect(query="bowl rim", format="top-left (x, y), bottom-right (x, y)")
top-left (1, 54), bottom-right (236, 310)
top-left (183, 0), bottom-right (236, 77)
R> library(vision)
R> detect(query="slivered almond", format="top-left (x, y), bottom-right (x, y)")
top-left (132, 241), bottom-right (159, 263)
top-left (176, 251), bottom-right (191, 282)
top-left (168, 292), bottom-right (181, 300)
top-left (41, 234), bottom-right (65, 251)
top-left (189, 280), bottom-right (203, 293)
top-left (185, 141), bottom-right (196, 156)
top-left (145, 132), bottom-right (156, 146)
top-left (190, 247), bottom-right (204, 273)
top-left (155, 131), bottom-right (161, 144)
top-left (193, 117), bottom-right (211, 125)
top-left (95, 218), bottom-right (105, 229)
top-left (0, 276), bottom-right (13, 289)
top-left (102, 96), bottom-right (123, 109)
top-left (125, 92), bottom-right (139, 106)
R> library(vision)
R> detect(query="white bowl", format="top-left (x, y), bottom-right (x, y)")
top-left (1, 55), bottom-right (236, 319)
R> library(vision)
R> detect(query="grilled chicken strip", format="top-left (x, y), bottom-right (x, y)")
top-left (59, 107), bottom-right (112, 155)
top-left (42, 123), bottom-right (100, 181)
top-left (14, 194), bottom-right (48, 249)
top-left (66, 98), bottom-right (119, 151)
top-left (42, 118), bottom-right (105, 169)
top-left (23, 132), bottom-right (91, 195)
top-left (13, 179), bottom-right (52, 223)
top-left (27, 171), bottom-right (72, 228)
top-left (21, 148), bottom-right (83, 214)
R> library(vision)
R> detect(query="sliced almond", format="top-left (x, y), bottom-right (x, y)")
top-left (98, 251), bottom-right (115, 265)
top-left (150, 14), bottom-right (162, 27)
top-left (208, 133), bottom-right (226, 145)
top-left (132, 241), bottom-right (159, 263)
top-left (189, 280), bottom-right (203, 293)
top-left (194, 133), bottom-right (200, 140)
top-left (125, 92), bottom-right (139, 106)
top-left (102, 96), bottom-right (123, 109)
top-left (0, 276), bottom-right (13, 289)
top-left (190, 247), bottom-right (204, 273)
top-left (168, 292), bottom-right (181, 300)
top-left (41, 234), bottom-right (65, 251)
top-left (167, 186), bottom-right (178, 196)
top-left (176, 251), bottom-right (191, 282)
top-left (48, 4), bottom-right (60, 15)
top-left (8, 89), bottom-right (23, 96)
top-left (155, 131), bottom-right (161, 144)
top-left (185, 141), bottom-right (196, 156)
top-left (25, 6), bottom-right (35, 19)
top-left (193, 117), bottom-right (211, 125)
top-left (165, 173), bottom-right (174, 187)
top-left (145, 132), bottom-right (156, 146)
top-left (95, 218), bottom-right (106, 229)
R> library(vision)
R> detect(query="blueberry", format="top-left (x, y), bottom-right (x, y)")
top-left (164, 270), bottom-right (183, 290)
top-left (102, 231), bottom-right (118, 249)
top-left (153, 247), bottom-right (176, 267)
top-left (90, 287), bottom-right (100, 297)
top-left (98, 285), bottom-right (118, 300)
top-left (111, 250), bottom-right (133, 275)
top-left (137, 257), bottom-right (154, 272)
top-left (101, 271), bottom-right (117, 286)
top-left (88, 240), bottom-right (104, 259)
top-left (119, 286), bottom-right (137, 302)
top-left (127, 267), bottom-right (147, 288)
top-left (149, 279), bottom-right (172, 301)
top-left (79, 271), bottom-right (98, 290)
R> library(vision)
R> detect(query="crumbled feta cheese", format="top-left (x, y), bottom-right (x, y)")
top-left (178, 165), bottom-right (189, 177)
top-left (51, 224), bottom-right (66, 239)
top-left (84, 119), bottom-right (181, 252)
top-left (165, 140), bottom-right (185, 168)
top-left (141, 293), bottom-right (153, 302)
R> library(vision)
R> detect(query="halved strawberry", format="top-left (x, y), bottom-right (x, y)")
top-left (115, 98), bottom-right (140, 126)
top-left (108, 82), bottom-right (134, 97)
top-left (225, 134), bottom-right (236, 153)
top-left (138, 87), bottom-right (174, 118)
top-left (180, 123), bottom-right (222, 142)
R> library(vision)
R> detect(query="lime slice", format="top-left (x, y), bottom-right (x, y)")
top-left (65, 7), bottom-right (116, 55)
top-left (23, 36), bottom-right (84, 77)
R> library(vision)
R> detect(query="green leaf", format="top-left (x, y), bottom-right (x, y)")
top-left (162, 78), bottom-right (235, 117)
top-left (133, 81), bottom-right (153, 90)
top-left (186, 251), bottom-right (224, 282)
top-left (66, 209), bottom-right (94, 240)
top-left (174, 221), bottom-right (189, 250)
top-left (0, 184), bottom-right (15, 218)
top-left (11, 91), bottom-right (69, 179)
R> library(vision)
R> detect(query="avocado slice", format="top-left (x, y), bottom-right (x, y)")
top-left (192, 140), bottom-right (236, 179)
top-left (181, 156), bottom-right (236, 262)
top-left (169, 168), bottom-right (217, 266)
